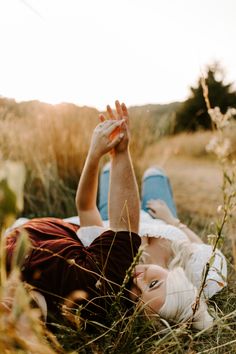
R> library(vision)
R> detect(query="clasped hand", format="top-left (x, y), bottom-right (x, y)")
top-left (89, 100), bottom-right (130, 159)
top-left (89, 119), bottom-right (125, 159)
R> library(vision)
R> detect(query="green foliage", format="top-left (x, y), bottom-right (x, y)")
top-left (129, 102), bottom-right (180, 137)
top-left (174, 64), bottom-right (236, 132)
top-left (11, 230), bottom-right (31, 270)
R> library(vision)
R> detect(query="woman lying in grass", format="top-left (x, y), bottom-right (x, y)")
top-left (95, 164), bottom-right (227, 330)
top-left (5, 101), bottom-right (227, 330)
top-left (6, 101), bottom-right (141, 326)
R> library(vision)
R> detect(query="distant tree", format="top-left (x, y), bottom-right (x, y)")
top-left (174, 63), bottom-right (236, 132)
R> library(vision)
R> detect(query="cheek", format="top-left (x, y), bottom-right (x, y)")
top-left (134, 277), bottom-right (145, 291)
top-left (142, 289), bottom-right (166, 313)
top-left (129, 283), bottom-right (141, 301)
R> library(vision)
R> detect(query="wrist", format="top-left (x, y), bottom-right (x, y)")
top-left (110, 148), bottom-right (130, 159)
top-left (170, 218), bottom-right (187, 230)
top-left (169, 217), bottom-right (181, 227)
top-left (87, 148), bottom-right (102, 164)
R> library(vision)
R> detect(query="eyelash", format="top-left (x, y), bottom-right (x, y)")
top-left (149, 280), bottom-right (159, 289)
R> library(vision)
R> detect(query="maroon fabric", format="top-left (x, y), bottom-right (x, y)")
top-left (6, 217), bottom-right (141, 321)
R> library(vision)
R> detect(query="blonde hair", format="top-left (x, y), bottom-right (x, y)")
top-left (158, 267), bottom-right (213, 330)
top-left (168, 239), bottom-right (227, 298)
top-left (168, 239), bottom-right (194, 270)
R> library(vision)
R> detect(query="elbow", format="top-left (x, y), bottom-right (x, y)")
top-left (75, 193), bottom-right (85, 215)
top-left (75, 193), bottom-right (94, 214)
top-left (75, 193), bottom-right (80, 213)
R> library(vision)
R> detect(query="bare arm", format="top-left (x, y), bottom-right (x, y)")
top-left (147, 199), bottom-right (203, 244)
top-left (76, 119), bottom-right (125, 227)
top-left (109, 149), bottom-right (140, 233)
top-left (75, 151), bottom-right (103, 227)
top-left (173, 223), bottom-right (203, 244)
top-left (106, 101), bottom-right (140, 233)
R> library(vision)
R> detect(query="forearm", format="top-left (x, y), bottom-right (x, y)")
top-left (170, 218), bottom-right (203, 244)
top-left (180, 225), bottom-right (203, 244)
top-left (109, 150), bottom-right (140, 233)
top-left (76, 152), bottom-right (99, 211)
top-left (75, 117), bottom-right (127, 227)
top-left (75, 152), bottom-right (103, 226)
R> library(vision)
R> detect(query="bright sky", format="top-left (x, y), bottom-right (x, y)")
top-left (0, 0), bottom-right (236, 109)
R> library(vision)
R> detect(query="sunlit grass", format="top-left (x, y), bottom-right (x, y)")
top-left (0, 101), bottom-right (236, 353)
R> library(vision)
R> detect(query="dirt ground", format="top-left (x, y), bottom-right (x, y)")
top-left (163, 156), bottom-right (223, 218)
top-left (139, 150), bottom-right (223, 217)
top-left (138, 152), bottom-right (229, 237)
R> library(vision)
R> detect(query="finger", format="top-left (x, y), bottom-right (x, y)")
top-left (108, 132), bottom-right (125, 149)
top-left (121, 103), bottom-right (129, 126)
top-left (121, 102), bottom-right (128, 117)
top-left (96, 121), bottom-right (109, 130)
top-left (147, 209), bottom-right (156, 218)
top-left (146, 199), bottom-right (154, 204)
top-left (157, 199), bottom-right (165, 205)
top-left (98, 119), bottom-right (117, 128)
top-left (115, 100), bottom-right (123, 119)
top-left (121, 102), bottom-right (128, 116)
top-left (104, 119), bottom-right (125, 135)
top-left (99, 114), bottom-right (106, 122)
top-left (107, 105), bottom-right (115, 120)
top-left (146, 200), bottom-right (154, 207)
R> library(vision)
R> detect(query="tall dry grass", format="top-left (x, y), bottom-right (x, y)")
top-left (0, 104), bottom-right (97, 217)
top-left (0, 103), bottom-right (157, 218)
top-left (0, 101), bottom-right (236, 353)
top-left (140, 121), bottom-right (236, 165)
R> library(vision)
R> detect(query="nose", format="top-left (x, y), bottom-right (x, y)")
top-left (134, 265), bottom-right (147, 274)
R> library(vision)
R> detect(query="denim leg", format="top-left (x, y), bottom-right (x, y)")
top-left (141, 167), bottom-right (177, 217)
top-left (98, 162), bottom-right (110, 220)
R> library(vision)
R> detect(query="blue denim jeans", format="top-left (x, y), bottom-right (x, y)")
top-left (140, 167), bottom-right (177, 217)
top-left (98, 163), bottom-right (111, 220)
top-left (98, 164), bottom-right (177, 220)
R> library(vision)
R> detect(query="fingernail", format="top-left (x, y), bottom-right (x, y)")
top-left (119, 133), bottom-right (124, 138)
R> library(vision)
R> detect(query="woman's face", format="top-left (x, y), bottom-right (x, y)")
top-left (131, 264), bottom-right (168, 313)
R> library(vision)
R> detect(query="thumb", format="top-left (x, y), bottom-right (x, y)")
top-left (99, 114), bottom-right (105, 122)
top-left (108, 132), bottom-right (125, 149)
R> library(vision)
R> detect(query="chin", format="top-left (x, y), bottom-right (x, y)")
top-left (129, 284), bottom-right (141, 301)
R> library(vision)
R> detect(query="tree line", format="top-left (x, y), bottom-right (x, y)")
top-left (174, 63), bottom-right (236, 132)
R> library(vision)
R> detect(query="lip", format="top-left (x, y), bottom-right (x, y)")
top-left (133, 271), bottom-right (144, 279)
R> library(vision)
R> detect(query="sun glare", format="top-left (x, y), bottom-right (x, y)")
top-left (0, 0), bottom-right (236, 108)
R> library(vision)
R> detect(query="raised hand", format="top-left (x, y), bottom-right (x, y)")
top-left (107, 101), bottom-right (140, 233)
top-left (89, 119), bottom-right (125, 160)
top-left (99, 100), bottom-right (130, 154)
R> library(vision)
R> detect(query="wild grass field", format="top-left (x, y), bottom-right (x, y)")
top-left (0, 99), bottom-right (236, 353)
